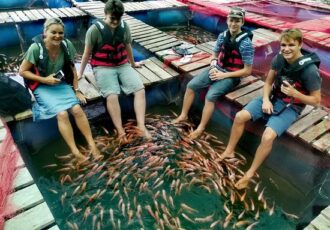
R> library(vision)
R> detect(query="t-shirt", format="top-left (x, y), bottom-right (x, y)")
top-left (85, 20), bottom-right (132, 50)
top-left (271, 54), bottom-right (321, 92)
top-left (24, 39), bottom-right (76, 76)
top-left (213, 31), bottom-right (255, 66)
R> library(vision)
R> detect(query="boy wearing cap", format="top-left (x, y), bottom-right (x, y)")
top-left (172, 7), bottom-right (254, 140)
top-left (79, 0), bottom-right (150, 141)
top-left (220, 29), bottom-right (321, 190)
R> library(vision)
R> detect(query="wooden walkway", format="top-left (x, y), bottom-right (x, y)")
top-left (73, 0), bottom-right (187, 17)
top-left (0, 7), bottom-right (87, 24)
top-left (0, 120), bottom-right (58, 230)
top-left (305, 206), bottom-right (330, 230)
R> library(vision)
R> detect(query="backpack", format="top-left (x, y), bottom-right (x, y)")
top-left (0, 72), bottom-right (32, 117)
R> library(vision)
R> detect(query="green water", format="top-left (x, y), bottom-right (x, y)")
top-left (20, 104), bottom-right (317, 230)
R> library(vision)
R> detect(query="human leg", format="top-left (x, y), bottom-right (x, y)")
top-left (133, 89), bottom-right (151, 139)
top-left (57, 111), bottom-right (87, 162)
top-left (220, 110), bottom-right (252, 159)
top-left (190, 77), bottom-right (240, 139)
top-left (70, 105), bottom-right (100, 157)
top-left (172, 68), bottom-right (212, 124)
top-left (117, 64), bottom-right (150, 138)
top-left (235, 127), bottom-right (277, 189)
top-left (106, 94), bottom-right (125, 136)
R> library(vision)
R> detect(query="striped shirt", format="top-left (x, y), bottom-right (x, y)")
top-left (213, 31), bottom-right (254, 66)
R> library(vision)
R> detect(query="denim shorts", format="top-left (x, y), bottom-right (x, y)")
top-left (244, 96), bottom-right (299, 136)
top-left (93, 63), bottom-right (144, 97)
top-left (187, 67), bottom-right (240, 102)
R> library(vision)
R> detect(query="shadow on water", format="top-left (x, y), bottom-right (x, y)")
top-left (17, 103), bottom-right (322, 230)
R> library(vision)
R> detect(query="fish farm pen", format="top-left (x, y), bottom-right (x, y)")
top-left (0, 0), bottom-right (330, 230)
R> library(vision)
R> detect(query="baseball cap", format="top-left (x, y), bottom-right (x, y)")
top-left (228, 7), bottom-right (245, 19)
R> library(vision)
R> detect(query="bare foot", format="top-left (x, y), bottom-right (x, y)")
top-left (117, 133), bottom-right (128, 145)
top-left (171, 115), bottom-right (188, 124)
top-left (217, 151), bottom-right (235, 162)
top-left (141, 128), bottom-right (152, 140)
top-left (90, 145), bottom-right (102, 160)
top-left (235, 174), bottom-right (252, 190)
top-left (188, 128), bottom-right (204, 140)
top-left (72, 151), bottom-right (88, 163)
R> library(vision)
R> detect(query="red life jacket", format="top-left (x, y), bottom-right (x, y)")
top-left (272, 52), bottom-right (321, 105)
top-left (217, 29), bottom-right (253, 72)
top-left (25, 35), bottom-right (74, 91)
top-left (90, 20), bottom-right (128, 68)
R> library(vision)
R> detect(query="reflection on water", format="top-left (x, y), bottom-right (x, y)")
top-left (23, 105), bottom-right (323, 230)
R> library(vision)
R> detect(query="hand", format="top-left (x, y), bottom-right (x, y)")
top-left (44, 74), bottom-right (61, 85)
top-left (209, 69), bottom-right (227, 81)
top-left (281, 80), bottom-right (296, 97)
top-left (132, 61), bottom-right (144, 68)
top-left (75, 91), bottom-right (87, 105)
top-left (262, 99), bottom-right (273, 114)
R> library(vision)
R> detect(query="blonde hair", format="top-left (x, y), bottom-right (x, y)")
top-left (280, 28), bottom-right (303, 44)
top-left (43, 18), bottom-right (64, 33)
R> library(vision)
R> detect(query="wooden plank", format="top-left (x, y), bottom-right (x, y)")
top-left (299, 118), bottom-right (330, 143)
top-left (6, 184), bottom-right (44, 217)
top-left (145, 38), bottom-right (178, 49)
top-left (36, 9), bottom-right (52, 19)
top-left (312, 133), bottom-right (330, 153)
top-left (51, 8), bottom-right (67, 18)
top-left (129, 24), bottom-right (152, 32)
top-left (226, 80), bottom-right (264, 101)
top-left (150, 41), bottom-right (183, 53)
top-left (321, 206), bottom-right (330, 218)
top-left (171, 52), bottom-right (210, 68)
top-left (70, 7), bottom-right (87, 16)
top-left (48, 226), bottom-right (60, 230)
top-left (29, 10), bottom-right (44, 20)
top-left (135, 66), bottom-right (162, 83)
top-left (148, 57), bottom-right (179, 77)
top-left (131, 28), bottom-right (160, 37)
top-left (139, 35), bottom-right (173, 46)
top-left (0, 12), bottom-right (12, 23)
top-left (78, 77), bottom-right (101, 100)
top-left (298, 105), bottom-right (315, 119)
top-left (143, 59), bottom-right (173, 80)
top-left (16, 11), bottom-right (29, 21)
top-left (135, 33), bottom-right (168, 43)
top-left (12, 167), bottom-right (34, 190)
top-left (196, 44), bottom-right (214, 54)
top-left (179, 55), bottom-right (213, 72)
top-left (8, 12), bottom-right (21, 23)
top-left (57, 8), bottom-right (72, 17)
top-left (235, 88), bottom-right (263, 106)
top-left (310, 211), bottom-right (330, 230)
top-left (4, 202), bottom-right (54, 230)
top-left (44, 9), bottom-right (59, 18)
top-left (138, 73), bottom-right (150, 85)
top-left (287, 108), bottom-right (328, 136)
top-left (133, 31), bottom-right (164, 41)
top-left (23, 10), bottom-right (38, 21)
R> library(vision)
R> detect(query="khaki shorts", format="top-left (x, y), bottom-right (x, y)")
top-left (93, 63), bottom-right (144, 97)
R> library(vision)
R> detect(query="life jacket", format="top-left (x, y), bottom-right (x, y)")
top-left (272, 51), bottom-right (320, 105)
top-left (25, 35), bottom-right (74, 91)
top-left (90, 20), bottom-right (128, 68)
top-left (217, 29), bottom-right (253, 72)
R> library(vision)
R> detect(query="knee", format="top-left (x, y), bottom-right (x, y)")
top-left (261, 129), bottom-right (277, 144)
top-left (57, 111), bottom-right (69, 121)
top-left (205, 92), bottom-right (216, 102)
top-left (234, 110), bottom-right (250, 124)
top-left (70, 105), bottom-right (84, 117)
top-left (107, 94), bottom-right (118, 103)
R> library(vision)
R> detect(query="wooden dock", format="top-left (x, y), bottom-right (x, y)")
top-left (0, 120), bottom-right (58, 230)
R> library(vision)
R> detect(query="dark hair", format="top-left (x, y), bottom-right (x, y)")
top-left (104, 0), bottom-right (124, 18)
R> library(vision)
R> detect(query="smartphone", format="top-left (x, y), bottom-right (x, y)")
top-left (54, 70), bottom-right (64, 80)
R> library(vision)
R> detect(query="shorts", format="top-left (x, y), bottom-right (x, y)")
top-left (187, 67), bottom-right (240, 102)
top-left (93, 63), bottom-right (144, 97)
top-left (244, 96), bottom-right (299, 136)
